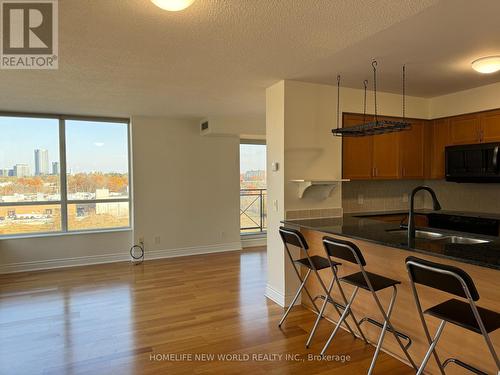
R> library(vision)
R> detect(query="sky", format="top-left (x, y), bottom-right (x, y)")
top-left (0, 117), bottom-right (129, 174)
top-left (240, 144), bottom-right (266, 173)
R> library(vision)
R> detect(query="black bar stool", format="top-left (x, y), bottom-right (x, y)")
top-left (321, 236), bottom-right (417, 375)
top-left (406, 256), bottom-right (500, 375)
top-left (277, 227), bottom-right (358, 343)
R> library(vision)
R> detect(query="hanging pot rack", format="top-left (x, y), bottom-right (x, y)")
top-left (332, 60), bottom-right (411, 137)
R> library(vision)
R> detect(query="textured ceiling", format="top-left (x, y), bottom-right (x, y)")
top-left (1, 0), bottom-right (499, 119)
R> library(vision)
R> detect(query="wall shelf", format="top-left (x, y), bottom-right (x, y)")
top-left (290, 179), bottom-right (350, 199)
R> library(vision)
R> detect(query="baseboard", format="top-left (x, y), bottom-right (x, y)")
top-left (0, 252), bottom-right (130, 274)
top-left (241, 235), bottom-right (266, 248)
top-left (265, 283), bottom-right (301, 308)
top-left (144, 241), bottom-right (242, 260)
top-left (0, 241), bottom-right (242, 274)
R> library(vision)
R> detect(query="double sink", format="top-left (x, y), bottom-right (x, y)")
top-left (386, 228), bottom-right (491, 245)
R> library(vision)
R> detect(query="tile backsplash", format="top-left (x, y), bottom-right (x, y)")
top-left (342, 180), bottom-right (425, 213)
top-left (343, 179), bottom-right (500, 214)
top-left (285, 207), bottom-right (343, 220)
top-left (424, 180), bottom-right (500, 213)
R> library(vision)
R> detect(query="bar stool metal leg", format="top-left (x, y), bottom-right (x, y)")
top-left (368, 285), bottom-right (418, 372)
top-left (320, 286), bottom-right (360, 356)
top-left (408, 277), bottom-right (446, 375)
top-left (306, 276), bottom-right (335, 348)
top-left (417, 320), bottom-right (446, 375)
top-left (331, 268), bottom-right (368, 343)
top-left (311, 264), bottom-right (360, 340)
top-left (471, 302), bottom-right (500, 370)
top-left (278, 268), bottom-right (315, 327)
top-left (368, 285), bottom-right (400, 375)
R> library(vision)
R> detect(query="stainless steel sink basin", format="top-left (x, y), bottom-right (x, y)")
top-left (386, 229), bottom-right (447, 240)
top-left (442, 236), bottom-right (490, 244)
top-left (386, 228), bottom-right (491, 244)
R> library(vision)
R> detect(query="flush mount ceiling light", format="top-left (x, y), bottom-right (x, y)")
top-left (471, 56), bottom-right (500, 74)
top-left (151, 0), bottom-right (195, 11)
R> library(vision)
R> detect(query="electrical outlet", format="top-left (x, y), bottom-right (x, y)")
top-left (220, 231), bottom-right (226, 240)
top-left (154, 236), bottom-right (161, 245)
top-left (402, 193), bottom-right (409, 203)
top-left (273, 199), bottom-right (279, 212)
top-left (357, 194), bottom-right (364, 205)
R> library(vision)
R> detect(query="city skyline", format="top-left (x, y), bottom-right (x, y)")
top-left (240, 144), bottom-right (266, 174)
top-left (0, 117), bottom-right (129, 174)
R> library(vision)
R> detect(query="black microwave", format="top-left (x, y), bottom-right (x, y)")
top-left (445, 142), bottom-right (500, 182)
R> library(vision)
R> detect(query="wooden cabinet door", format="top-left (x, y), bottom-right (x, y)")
top-left (449, 114), bottom-right (480, 145)
top-left (480, 109), bottom-right (500, 143)
top-left (342, 114), bottom-right (373, 180)
top-left (399, 121), bottom-right (424, 179)
top-left (372, 118), bottom-right (400, 179)
top-left (429, 119), bottom-right (450, 179)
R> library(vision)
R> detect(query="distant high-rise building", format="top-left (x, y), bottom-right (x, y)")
top-left (52, 162), bottom-right (60, 175)
top-left (0, 168), bottom-right (9, 177)
top-left (14, 164), bottom-right (30, 177)
top-left (244, 170), bottom-right (266, 180)
top-left (34, 149), bottom-right (49, 175)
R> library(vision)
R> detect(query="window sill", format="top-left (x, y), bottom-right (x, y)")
top-left (0, 227), bottom-right (132, 241)
top-left (240, 232), bottom-right (267, 238)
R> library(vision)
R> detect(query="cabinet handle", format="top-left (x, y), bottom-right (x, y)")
top-left (402, 167), bottom-right (406, 177)
top-left (373, 167), bottom-right (377, 177)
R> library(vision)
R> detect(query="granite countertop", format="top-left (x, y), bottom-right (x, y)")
top-left (282, 212), bottom-right (500, 270)
top-left (352, 209), bottom-right (500, 221)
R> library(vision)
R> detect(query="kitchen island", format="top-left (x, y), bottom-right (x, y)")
top-left (282, 212), bottom-right (500, 374)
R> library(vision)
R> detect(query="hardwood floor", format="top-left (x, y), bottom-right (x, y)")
top-left (0, 247), bottom-right (413, 375)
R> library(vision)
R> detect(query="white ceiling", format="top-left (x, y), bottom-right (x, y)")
top-left (1, 0), bottom-right (499, 119)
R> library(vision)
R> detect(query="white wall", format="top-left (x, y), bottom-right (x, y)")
top-left (430, 81), bottom-right (500, 118)
top-left (0, 231), bottom-right (132, 273)
top-left (265, 82), bottom-right (287, 305)
top-left (266, 79), bottom-right (429, 306)
top-left (132, 116), bottom-right (242, 256)
top-left (200, 115), bottom-right (265, 140)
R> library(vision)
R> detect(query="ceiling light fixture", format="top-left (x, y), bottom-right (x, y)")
top-left (471, 56), bottom-right (500, 74)
top-left (151, 0), bottom-right (195, 11)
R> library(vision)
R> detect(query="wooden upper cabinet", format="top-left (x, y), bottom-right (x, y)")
top-left (429, 118), bottom-right (450, 179)
top-left (372, 116), bottom-right (400, 179)
top-left (399, 120), bottom-right (424, 179)
top-left (449, 114), bottom-right (480, 145)
top-left (342, 114), bottom-right (373, 180)
top-left (480, 109), bottom-right (500, 143)
top-left (341, 109), bottom-right (500, 182)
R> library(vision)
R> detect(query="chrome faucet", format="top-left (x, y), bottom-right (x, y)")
top-left (408, 185), bottom-right (441, 245)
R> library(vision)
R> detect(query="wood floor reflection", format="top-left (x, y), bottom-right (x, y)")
top-left (0, 247), bottom-right (413, 374)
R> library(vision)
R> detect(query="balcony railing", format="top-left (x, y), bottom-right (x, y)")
top-left (240, 188), bottom-right (266, 234)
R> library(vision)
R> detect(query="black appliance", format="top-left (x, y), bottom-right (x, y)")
top-left (445, 142), bottom-right (500, 182)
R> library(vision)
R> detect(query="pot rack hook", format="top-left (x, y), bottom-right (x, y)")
top-left (371, 60), bottom-right (378, 121)
top-left (336, 74), bottom-right (341, 130)
top-left (363, 79), bottom-right (368, 123)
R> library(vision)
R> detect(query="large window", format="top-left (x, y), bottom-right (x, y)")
top-left (0, 114), bottom-right (130, 237)
top-left (240, 141), bottom-right (266, 234)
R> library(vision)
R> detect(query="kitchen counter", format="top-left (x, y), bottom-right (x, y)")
top-left (280, 212), bottom-right (500, 374)
top-left (282, 212), bottom-right (500, 269)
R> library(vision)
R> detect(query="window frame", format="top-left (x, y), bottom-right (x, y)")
top-left (239, 139), bottom-right (267, 236)
top-left (0, 111), bottom-right (132, 239)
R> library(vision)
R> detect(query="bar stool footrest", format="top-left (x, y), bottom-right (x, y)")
top-left (443, 358), bottom-right (488, 375)
top-left (314, 294), bottom-right (347, 311)
top-left (358, 317), bottom-right (412, 350)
